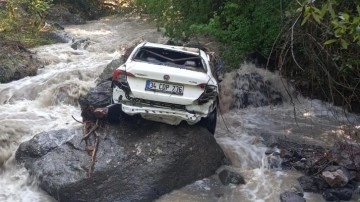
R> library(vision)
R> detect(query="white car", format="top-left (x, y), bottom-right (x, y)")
top-left (111, 42), bottom-right (220, 134)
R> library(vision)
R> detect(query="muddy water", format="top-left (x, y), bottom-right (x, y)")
top-left (158, 66), bottom-right (360, 202)
top-left (0, 16), bottom-right (167, 201)
top-left (0, 16), bottom-right (359, 202)
top-left (159, 101), bottom-right (360, 202)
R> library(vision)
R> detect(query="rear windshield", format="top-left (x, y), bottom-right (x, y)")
top-left (132, 47), bottom-right (206, 72)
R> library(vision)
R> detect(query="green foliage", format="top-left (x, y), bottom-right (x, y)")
top-left (278, 0), bottom-right (360, 111)
top-left (28, 0), bottom-right (52, 15)
top-left (191, 0), bottom-right (284, 68)
top-left (135, 0), bottom-right (216, 40)
top-left (0, 0), bottom-right (53, 47)
top-left (135, 0), bottom-right (285, 70)
top-left (300, 0), bottom-right (360, 49)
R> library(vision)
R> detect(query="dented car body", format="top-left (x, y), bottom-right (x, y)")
top-left (111, 42), bottom-right (220, 133)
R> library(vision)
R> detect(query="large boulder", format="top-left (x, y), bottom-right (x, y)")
top-left (322, 166), bottom-right (352, 188)
top-left (298, 175), bottom-right (329, 193)
top-left (45, 1), bottom-right (107, 22)
top-left (259, 132), bottom-right (326, 172)
top-left (322, 187), bottom-right (353, 201)
top-left (96, 58), bottom-right (125, 85)
top-left (0, 41), bottom-right (42, 83)
top-left (280, 191), bottom-right (306, 202)
top-left (16, 57), bottom-right (225, 201)
top-left (15, 117), bottom-right (225, 201)
top-left (217, 166), bottom-right (245, 185)
top-left (329, 142), bottom-right (360, 179)
top-left (44, 3), bottom-right (86, 25)
top-left (78, 80), bottom-right (113, 110)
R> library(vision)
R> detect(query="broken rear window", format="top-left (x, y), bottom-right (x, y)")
top-left (132, 47), bottom-right (206, 72)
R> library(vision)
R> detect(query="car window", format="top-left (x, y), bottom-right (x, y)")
top-left (132, 47), bottom-right (206, 72)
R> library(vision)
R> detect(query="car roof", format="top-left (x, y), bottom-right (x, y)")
top-left (141, 42), bottom-right (202, 55)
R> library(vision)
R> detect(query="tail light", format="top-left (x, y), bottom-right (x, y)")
top-left (112, 69), bottom-right (135, 82)
top-left (197, 84), bottom-right (217, 104)
top-left (197, 83), bottom-right (207, 89)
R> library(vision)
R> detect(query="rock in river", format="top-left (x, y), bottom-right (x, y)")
top-left (0, 41), bottom-right (42, 83)
top-left (15, 117), bottom-right (225, 202)
top-left (280, 191), bottom-right (306, 202)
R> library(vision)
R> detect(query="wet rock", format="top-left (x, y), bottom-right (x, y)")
top-left (298, 175), bottom-right (329, 193)
top-left (46, 30), bottom-right (73, 43)
top-left (16, 129), bottom-right (73, 160)
top-left (78, 55), bottom-right (129, 111)
top-left (350, 170), bottom-right (360, 182)
top-left (322, 187), bottom-right (353, 201)
top-left (280, 149), bottom-right (304, 170)
top-left (45, 4), bottom-right (86, 25)
top-left (266, 151), bottom-right (282, 170)
top-left (279, 149), bottom-right (293, 159)
top-left (289, 184), bottom-right (305, 197)
top-left (217, 167), bottom-right (245, 185)
top-left (292, 161), bottom-right (308, 172)
top-left (231, 72), bottom-right (282, 109)
top-left (39, 20), bottom-right (73, 44)
top-left (322, 166), bottom-right (351, 188)
top-left (71, 38), bottom-right (90, 50)
top-left (329, 142), bottom-right (360, 173)
top-left (280, 191), bottom-right (306, 202)
top-left (78, 80), bottom-right (112, 109)
top-left (265, 147), bottom-right (280, 155)
top-left (265, 148), bottom-right (273, 155)
top-left (0, 41), bottom-right (42, 83)
top-left (46, 0), bottom-right (109, 22)
top-left (16, 119), bottom-right (225, 202)
top-left (96, 58), bottom-right (125, 84)
top-left (259, 133), bottom-right (327, 172)
top-left (354, 184), bottom-right (360, 199)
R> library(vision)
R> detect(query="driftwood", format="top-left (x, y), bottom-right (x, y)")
top-left (82, 120), bottom-right (99, 141)
top-left (88, 131), bottom-right (100, 177)
top-left (79, 106), bottom-right (110, 177)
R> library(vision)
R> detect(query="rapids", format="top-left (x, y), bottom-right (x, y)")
top-left (0, 16), bottom-right (359, 202)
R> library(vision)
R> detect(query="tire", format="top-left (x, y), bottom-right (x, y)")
top-left (107, 104), bottom-right (122, 123)
top-left (202, 107), bottom-right (217, 135)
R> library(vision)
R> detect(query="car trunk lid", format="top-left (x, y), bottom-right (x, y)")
top-left (124, 61), bottom-right (212, 105)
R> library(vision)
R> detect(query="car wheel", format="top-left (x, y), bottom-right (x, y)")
top-left (107, 104), bottom-right (122, 123)
top-left (203, 107), bottom-right (217, 135)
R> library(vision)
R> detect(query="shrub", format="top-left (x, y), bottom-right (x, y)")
top-left (0, 0), bottom-right (53, 47)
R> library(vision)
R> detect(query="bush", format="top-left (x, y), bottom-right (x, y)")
top-left (135, 0), bottom-right (218, 40)
top-left (135, 0), bottom-right (286, 70)
top-left (0, 0), bottom-right (53, 47)
top-left (277, 0), bottom-right (360, 112)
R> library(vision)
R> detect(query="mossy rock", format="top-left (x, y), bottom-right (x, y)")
top-left (0, 41), bottom-right (43, 83)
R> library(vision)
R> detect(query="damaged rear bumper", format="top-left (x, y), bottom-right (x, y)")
top-left (112, 85), bottom-right (215, 125)
top-left (121, 104), bottom-right (202, 125)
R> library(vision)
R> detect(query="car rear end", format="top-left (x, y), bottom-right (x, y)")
top-left (112, 42), bottom-right (218, 125)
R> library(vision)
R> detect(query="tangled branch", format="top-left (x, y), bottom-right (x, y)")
top-left (79, 106), bottom-right (110, 177)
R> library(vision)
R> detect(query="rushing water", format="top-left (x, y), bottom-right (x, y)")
top-left (158, 66), bottom-right (360, 202)
top-left (0, 16), bottom-right (359, 202)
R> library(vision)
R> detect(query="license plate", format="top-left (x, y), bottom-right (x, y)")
top-left (145, 80), bottom-right (184, 95)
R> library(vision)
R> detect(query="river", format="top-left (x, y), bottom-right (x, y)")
top-left (0, 16), bottom-right (359, 202)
